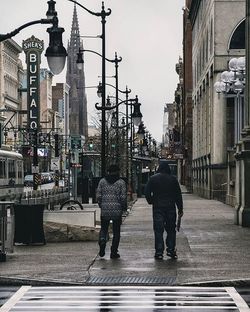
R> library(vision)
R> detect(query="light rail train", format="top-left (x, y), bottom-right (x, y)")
top-left (0, 149), bottom-right (24, 201)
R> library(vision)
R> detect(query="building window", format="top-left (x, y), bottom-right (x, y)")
top-left (229, 20), bottom-right (245, 49)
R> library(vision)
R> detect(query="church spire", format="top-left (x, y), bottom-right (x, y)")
top-left (66, 4), bottom-right (88, 138)
top-left (70, 4), bottom-right (81, 47)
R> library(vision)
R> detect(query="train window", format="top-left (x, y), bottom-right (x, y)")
top-left (8, 159), bottom-right (16, 178)
top-left (0, 159), bottom-right (6, 178)
top-left (17, 161), bottom-right (23, 178)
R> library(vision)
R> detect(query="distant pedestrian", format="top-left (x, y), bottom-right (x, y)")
top-left (145, 160), bottom-right (183, 260)
top-left (96, 164), bottom-right (127, 259)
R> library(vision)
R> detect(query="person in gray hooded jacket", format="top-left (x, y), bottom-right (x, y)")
top-left (96, 164), bottom-right (127, 259)
top-left (145, 160), bottom-right (183, 260)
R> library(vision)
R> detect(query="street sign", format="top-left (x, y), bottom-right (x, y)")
top-left (51, 157), bottom-right (59, 171)
top-left (70, 135), bottom-right (85, 150)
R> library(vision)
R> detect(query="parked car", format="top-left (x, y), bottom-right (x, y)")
top-left (41, 172), bottom-right (53, 184)
top-left (24, 175), bottom-right (33, 187)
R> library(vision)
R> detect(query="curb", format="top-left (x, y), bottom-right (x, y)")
top-left (0, 276), bottom-right (86, 286)
top-left (1, 275), bottom-right (250, 287)
top-left (181, 278), bottom-right (250, 287)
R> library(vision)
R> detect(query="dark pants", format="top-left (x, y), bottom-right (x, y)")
top-left (153, 209), bottom-right (176, 255)
top-left (99, 217), bottom-right (122, 253)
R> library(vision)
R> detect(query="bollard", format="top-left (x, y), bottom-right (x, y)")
top-left (0, 202), bottom-right (14, 262)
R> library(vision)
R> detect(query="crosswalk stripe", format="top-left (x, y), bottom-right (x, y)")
top-left (1, 286), bottom-right (249, 311)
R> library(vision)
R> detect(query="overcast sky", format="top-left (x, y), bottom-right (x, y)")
top-left (1, 0), bottom-right (184, 142)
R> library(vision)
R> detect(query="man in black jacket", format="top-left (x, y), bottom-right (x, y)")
top-left (145, 161), bottom-right (183, 260)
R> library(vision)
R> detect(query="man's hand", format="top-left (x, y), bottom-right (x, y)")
top-left (178, 210), bottom-right (183, 218)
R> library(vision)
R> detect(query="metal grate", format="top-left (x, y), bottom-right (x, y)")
top-left (1, 286), bottom-right (249, 311)
top-left (86, 275), bottom-right (176, 285)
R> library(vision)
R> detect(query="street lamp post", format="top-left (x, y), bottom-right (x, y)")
top-left (96, 95), bottom-right (143, 194)
top-left (112, 53), bottom-right (121, 162)
top-left (77, 49), bottom-right (123, 172)
top-left (77, 49), bottom-right (122, 176)
top-left (214, 51), bottom-right (250, 226)
top-left (69, 0), bottom-right (111, 177)
top-left (99, 84), bottom-right (132, 167)
top-left (214, 57), bottom-right (245, 221)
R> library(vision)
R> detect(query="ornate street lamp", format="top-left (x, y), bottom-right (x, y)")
top-left (137, 122), bottom-right (145, 141)
top-left (96, 96), bottom-right (143, 125)
top-left (214, 57), bottom-right (245, 142)
top-left (45, 18), bottom-right (67, 74)
top-left (0, 0), bottom-right (67, 75)
top-left (97, 82), bottom-right (103, 98)
top-left (131, 96), bottom-right (143, 126)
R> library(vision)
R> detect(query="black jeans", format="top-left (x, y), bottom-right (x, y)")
top-left (153, 209), bottom-right (176, 255)
top-left (99, 217), bottom-right (122, 253)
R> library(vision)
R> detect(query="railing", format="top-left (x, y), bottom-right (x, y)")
top-left (21, 187), bottom-right (70, 209)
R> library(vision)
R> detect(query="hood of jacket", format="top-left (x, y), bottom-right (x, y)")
top-left (158, 161), bottom-right (171, 174)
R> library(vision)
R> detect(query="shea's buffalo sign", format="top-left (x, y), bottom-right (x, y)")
top-left (23, 36), bottom-right (44, 130)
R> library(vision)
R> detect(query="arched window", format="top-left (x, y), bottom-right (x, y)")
top-left (229, 20), bottom-right (245, 49)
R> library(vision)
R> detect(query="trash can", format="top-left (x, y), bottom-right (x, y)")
top-left (14, 204), bottom-right (46, 245)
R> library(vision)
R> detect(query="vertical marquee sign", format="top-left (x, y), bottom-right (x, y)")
top-left (22, 36), bottom-right (44, 130)
top-left (23, 36), bottom-right (44, 190)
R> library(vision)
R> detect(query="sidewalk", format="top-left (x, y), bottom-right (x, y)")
top-left (1, 192), bottom-right (250, 286)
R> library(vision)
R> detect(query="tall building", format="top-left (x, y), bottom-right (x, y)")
top-left (52, 83), bottom-right (70, 137)
top-left (66, 4), bottom-right (88, 139)
top-left (188, 0), bottom-right (245, 202)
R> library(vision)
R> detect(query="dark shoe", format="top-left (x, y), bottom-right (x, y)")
top-left (154, 254), bottom-right (163, 260)
top-left (110, 252), bottom-right (120, 259)
top-left (99, 240), bottom-right (106, 257)
top-left (166, 250), bottom-right (178, 259)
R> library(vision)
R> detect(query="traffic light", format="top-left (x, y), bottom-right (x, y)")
top-left (89, 140), bottom-right (93, 150)
top-left (54, 134), bottom-right (59, 157)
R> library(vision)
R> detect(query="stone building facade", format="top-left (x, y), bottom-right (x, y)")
top-left (182, 0), bottom-right (193, 192)
top-left (189, 0), bottom-right (245, 202)
top-left (0, 39), bottom-right (23, 149)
